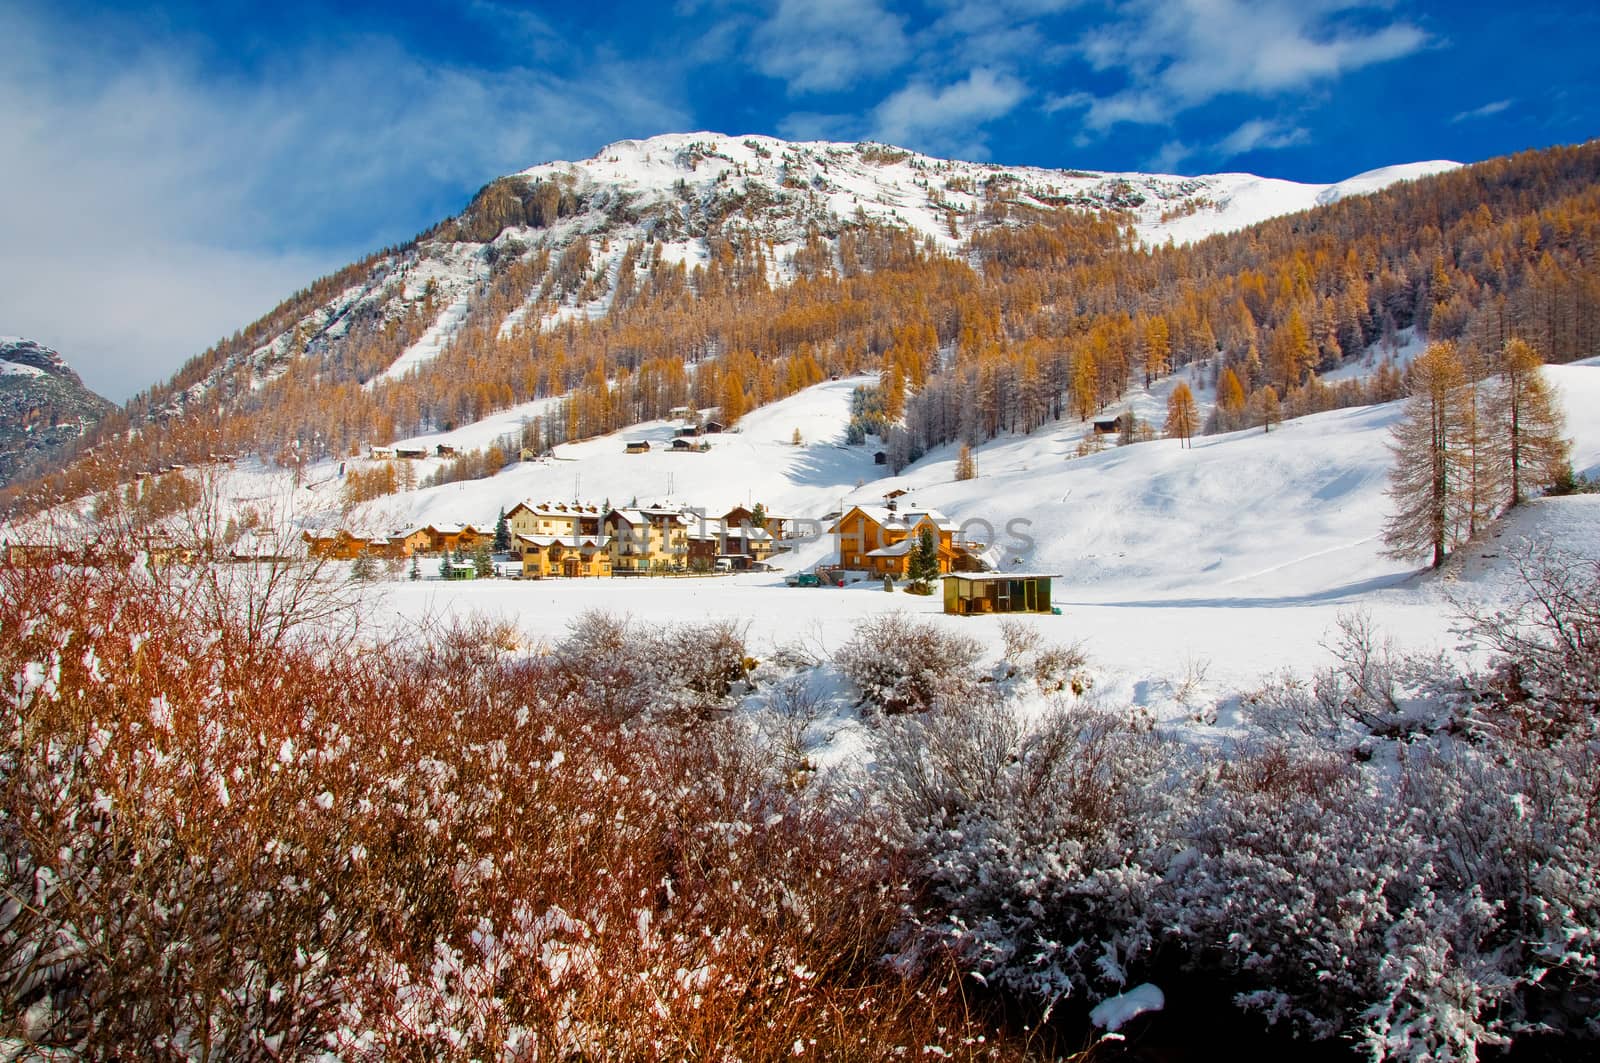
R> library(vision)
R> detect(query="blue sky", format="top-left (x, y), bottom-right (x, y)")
top-left (2, 0), bottom-right (1595, 400)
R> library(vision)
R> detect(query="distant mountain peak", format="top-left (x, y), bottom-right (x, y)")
top-left (0, 337), bottom-right (114, 488)
top-left (0, 337), bottom-right (88, 386)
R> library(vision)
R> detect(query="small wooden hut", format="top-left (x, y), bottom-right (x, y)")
top-left (941, 573), bottom-right (1058, 615)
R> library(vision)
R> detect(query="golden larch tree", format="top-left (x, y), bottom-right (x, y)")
top-left (1164, 381), bottom-right (1199, 448)
top-left (1498, 338), bottom-right (1572, 505)
top-left (1383, 341), bottom-right (1471, 570)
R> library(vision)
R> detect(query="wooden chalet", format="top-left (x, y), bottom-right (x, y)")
top-left (396, 523), bottom-right (485, 556)
top-left (686, 517), bottom-right (775, 569)
top-left (1092, 415), bottom-right (1126, 436)
top-left (303, 530), bottom-right (370, 561)
top-left (228, 532), bottom-right (297, 563)
top-left (701, 420), bottom-right (725, 434)
top-left (625, 440), bottom-right (651, 454)
top-left (942, 573), bottom-right (1058, 615)
top-left (394, 445), bottom-right (428, 459)
top-left (829, 504), bottom-right (987, 578)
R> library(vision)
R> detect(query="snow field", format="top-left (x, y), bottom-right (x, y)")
top-left (354, 360), bottom-right (1600, 754)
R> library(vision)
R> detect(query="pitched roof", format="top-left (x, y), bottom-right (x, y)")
top-left (832, 504), bottom-right (959, 534)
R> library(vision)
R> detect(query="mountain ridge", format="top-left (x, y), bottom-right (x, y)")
top-left (143, 133), bottom-right (1460, 418)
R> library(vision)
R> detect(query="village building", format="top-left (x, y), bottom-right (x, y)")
top-left (518, 534), bottom-right (614, 578)
top-left (686, 517), bottom-right (775, 570)
top-left (605, 506), bottom-right (691, 572)
top-left (829, 504), bottom-right (988, 577)
top-left (624, 440), bottom-right (651, 454)
top-left (3, 542), bottom-right (65, 567)
top-left (393, 523), bottom-right (488, 556)
top-left (228, 531), bottom-right (297, 563)
top-left (303, 530), bottom-right (370, 561)
top-left (504, 502), bottom-right (603, 551)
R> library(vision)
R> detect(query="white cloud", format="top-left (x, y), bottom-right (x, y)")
top-left (754, 0), bottom-right (910, 94)
top-left (0, 7), bottom-right (686, 401)
top-left (1066, 0), bottom-right (1428, 132)
top-left (871, 69), bottom-right (1029, 156)
top-left (1451, 98), bottom-right (1512, 123)
top-left (777, 111), bottom-right (862, 143)
top-left (1147, 140), bottom-right (1195, 173)
top-left (1216, 118), bottom-right (1310, 156)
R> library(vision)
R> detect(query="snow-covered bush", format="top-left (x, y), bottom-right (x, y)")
top-left (1457, 539), bottom-right (1600, 743)
top-left (750, 672), bottom-right (837, 778)
top-left (1165, 745), bottom-right (1515, 1058)
top-left (1242, 610), bottom-right (1453, 746)
top-left (551, 611), bottom-right (749, 720)
top-left (874, 695), bottom-right (1188, 1003)
top-left (997, 618), bottom-right (1090, 694)
top-left (834, 613), bottom-right (982, 713)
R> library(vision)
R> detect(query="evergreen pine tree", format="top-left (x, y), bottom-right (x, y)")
top-left (349, 550), bottom-right (376, 582)
top-left (409, 553), bottom-right (421, 581)
top-left (907, 526), bottom-right (940, 591)
top-left (472, 542), bottom-right (494, 578)
top-left (493, 508), bottom-right (510, 552)
top-left (438, 553), bottom-right (452, 580)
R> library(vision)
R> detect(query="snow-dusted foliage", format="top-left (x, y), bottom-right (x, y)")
top-left (551, 609), bottom-right (750, 720)
top-left (0, 561), bottom-right (1015, 1059)
top-left (1165, 747), bottom-right (1515, 1055)
top-left (863, 541), bottom-right (1600, 1059)
top-left (874, 696), bottom-right (1186, 1003)
top-left (1240, 609), bottom-right (1458, 747)
top-left (834, 613), bottom-right (983, 713)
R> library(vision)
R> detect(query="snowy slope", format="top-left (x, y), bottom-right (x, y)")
top-left (353, 376), bottom-right (883, 531)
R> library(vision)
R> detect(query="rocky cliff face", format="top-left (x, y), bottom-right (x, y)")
top-left (0, 338), bottom-right (115, 487)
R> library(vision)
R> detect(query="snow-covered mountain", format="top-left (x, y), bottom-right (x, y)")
top-left (0, 337), bottom-right (114, 487)
top-left (149, 133), bottom-right (1457, 418)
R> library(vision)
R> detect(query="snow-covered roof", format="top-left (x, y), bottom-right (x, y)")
top-left (941, 572), bottom-right (1061, 581)
top-left (517, 533), bottom-right (611, 549)
top-left (837, 504), bottom-right (959, 533)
